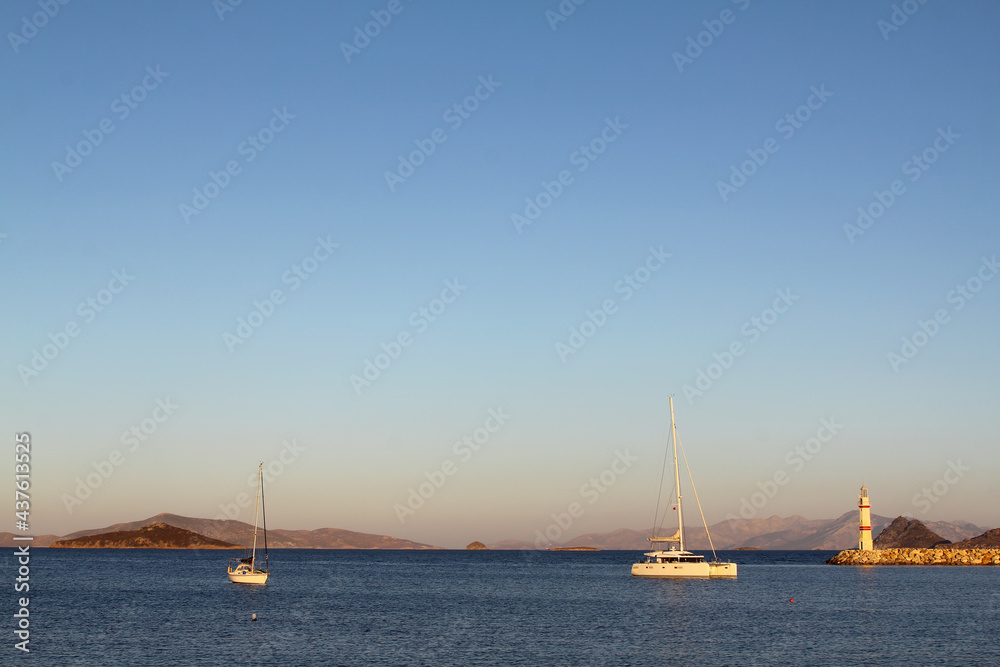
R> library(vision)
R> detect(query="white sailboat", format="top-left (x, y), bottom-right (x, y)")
top-left (631, 397), bottom-right (737, 579)
top-left (227, 463), bottom-right (270, 585)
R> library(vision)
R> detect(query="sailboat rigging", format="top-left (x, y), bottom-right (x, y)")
top-left (631, 396), bottom-right (737, 579)
top-left (227, 463), bottom-right (270, 585)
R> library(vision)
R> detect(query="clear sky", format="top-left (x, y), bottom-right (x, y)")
top-left (2, 1), bottom-right (998, 548)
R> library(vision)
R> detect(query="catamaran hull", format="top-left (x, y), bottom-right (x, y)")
top-left (228, 571), bottom-right (268, 585)
top-left (631, 562), bottom-right (711, 578)
top-left (630, 562), bottom-right (738, 578)
top-left (708, 561), bottom-right (737, 578)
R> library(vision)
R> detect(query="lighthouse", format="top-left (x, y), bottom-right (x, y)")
top-left (858, 485), bottom-right (873, 551)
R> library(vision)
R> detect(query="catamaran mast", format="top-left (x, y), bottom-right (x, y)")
top-left (250, 462), bottom-right (261, 567)
top-left (260, 461), bottom-right (268, 572)
top-left (670, 396), bottom-right (684, 552)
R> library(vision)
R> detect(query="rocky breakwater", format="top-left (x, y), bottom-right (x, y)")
top-left (827, 548), bottom-right (1000, 566)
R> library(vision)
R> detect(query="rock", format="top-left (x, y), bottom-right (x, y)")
top-left (873, 516), bottom-right (950, 549)
top-left (465, 541), bottom-right (488, 550)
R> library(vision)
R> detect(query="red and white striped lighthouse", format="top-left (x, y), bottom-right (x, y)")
top-left (858, 485), bottom-right (873, 551)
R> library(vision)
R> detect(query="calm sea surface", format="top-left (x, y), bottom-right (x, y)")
top-left (5, 549), bottom-right (999, 665)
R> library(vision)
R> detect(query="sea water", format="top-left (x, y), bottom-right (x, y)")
top-left (6, 549), bottom-right (999, 665)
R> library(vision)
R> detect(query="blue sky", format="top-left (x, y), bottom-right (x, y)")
top-left (2, 1), bottom-right (998, 548)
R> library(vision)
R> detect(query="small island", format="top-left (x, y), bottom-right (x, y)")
top-left (466, 541), bottom-right (488, 550)
top-left (49, 523), bottom-right (239, 549)
top-left (548, 546), bottom-right (600, 551)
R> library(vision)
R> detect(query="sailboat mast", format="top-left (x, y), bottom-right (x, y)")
top-left (250, 462), bottom-right (261, 565)
top-left (669, 396), bottom-right (684, 551)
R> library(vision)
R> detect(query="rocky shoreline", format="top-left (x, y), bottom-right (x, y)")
top-left (828, 548), bottom-right (1000, 566)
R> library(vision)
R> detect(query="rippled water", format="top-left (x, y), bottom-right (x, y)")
top-left (6, 549), bottom-right (999, 665)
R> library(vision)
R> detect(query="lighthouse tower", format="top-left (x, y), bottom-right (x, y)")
top-left (858, 485), bottom-right (873, 551)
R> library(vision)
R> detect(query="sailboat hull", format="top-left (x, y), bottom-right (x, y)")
top-left (227, 569), bottom-right (269, 585)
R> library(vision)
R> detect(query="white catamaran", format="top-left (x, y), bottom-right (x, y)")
top-left (227, 463), bottom-right (270, 585)
top-left (631, 397), bottom-right (737, 579)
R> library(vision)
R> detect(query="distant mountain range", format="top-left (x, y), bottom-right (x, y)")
top-left (0, 512), bottom-right (990, 550)
top-left (489, 513), bottom-right (987, 551)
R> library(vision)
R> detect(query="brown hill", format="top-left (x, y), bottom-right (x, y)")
top-left (873, 516), bottom-right (950, 548)
top-left (50, 523), bottom-right (238, 549)
top-left (59, 513), bottom-right (439, 549)
top-left (945, 528), bottom-right (1000, 549)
